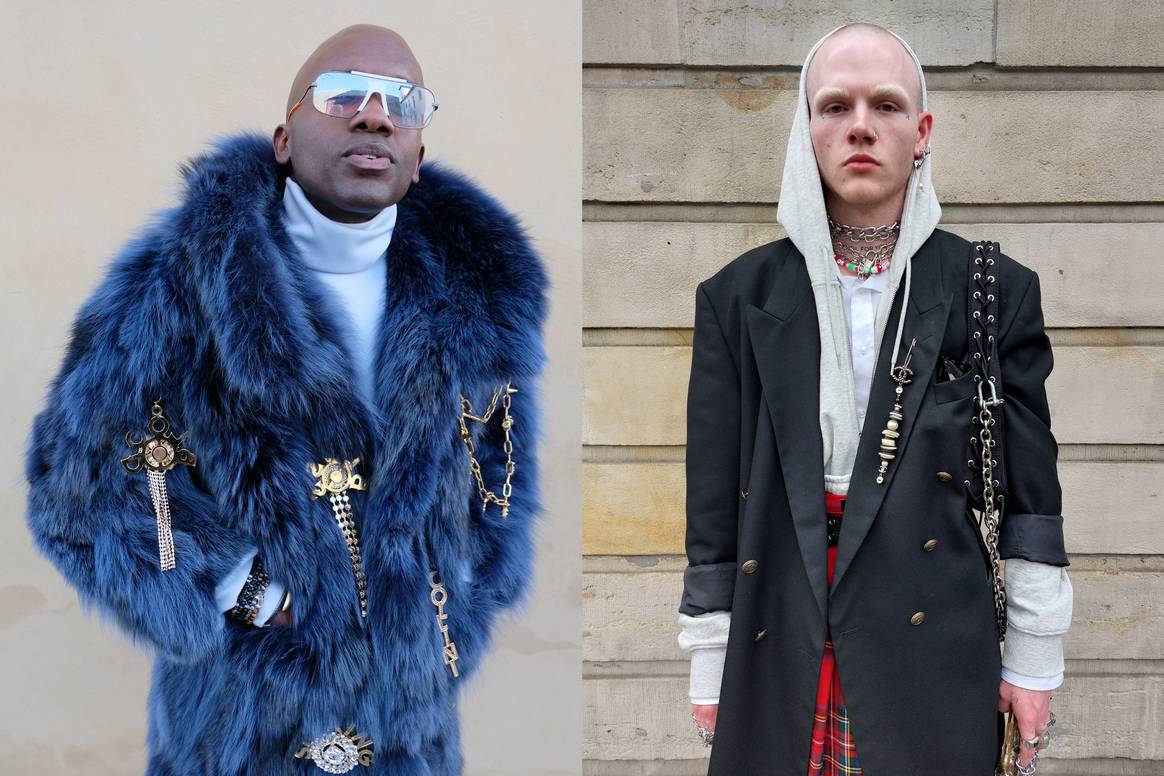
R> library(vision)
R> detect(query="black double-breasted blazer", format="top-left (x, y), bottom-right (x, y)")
top-left (681, 229), bottom-right (1068, 775)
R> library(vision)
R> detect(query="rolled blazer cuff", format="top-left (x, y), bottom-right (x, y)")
top-left (999, 512), bottom-right (1069, 566)
top-left (680, 562), bottom-right (736, 615)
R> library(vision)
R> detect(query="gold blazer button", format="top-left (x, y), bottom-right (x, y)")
top-left (754, 629), bottom-right (767, 642)
top-left (923, 539), bottom-right (938, 552)
top-left (741, 559), bottom-right (759, 574)
top-left (936, 471), bottom-right (953, 482)
top-left (910, 612), bottom-right (926, 626)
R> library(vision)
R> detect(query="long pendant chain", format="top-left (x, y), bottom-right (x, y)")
top-left (876, 338), bottom-right (917, 485)
top-left (458, 383), bottom-right (518, 516)
top-left (146, 470), bottom-right (176, 571)
top-left (121, 401), bottom-right (197, 572)
top-left (329, 491), bottom-right (368, 618)
top-left (309, 458), bottom-right (368, 618)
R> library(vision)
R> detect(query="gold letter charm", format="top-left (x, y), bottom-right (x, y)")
top-left (121, 401), bottom-right (197, 571)
top-left (308, 458), bottom-right (369, 618)
top-left (429, 571), bottom-right (461, 678)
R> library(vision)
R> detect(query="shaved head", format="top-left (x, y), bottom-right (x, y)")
top-left (806, 23), bottom-right (922, 112)
top-left (285, 25), bottom-right (424, 116)
top-left (273, 24), bottom-right (428, 222)
top-left (803, 22), bottom-right (933, 226)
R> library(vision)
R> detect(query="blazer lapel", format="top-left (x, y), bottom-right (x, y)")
top-left (830, 234), bottom-right (953, 593)
top-left (746, 254), bottom-right (829, 620)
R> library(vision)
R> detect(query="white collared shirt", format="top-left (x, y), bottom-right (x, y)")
top-left (832, 260), bottom-right (891, 433)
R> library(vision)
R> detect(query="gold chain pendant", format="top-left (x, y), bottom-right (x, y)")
top-left (121, 401), bottom-right (197, 571)
top-left (458, 382), bottom-right (518, 516)
top-left (309, 458), bottom-right (368, 618)
top-left (876, 339), bottom-right (917, 485)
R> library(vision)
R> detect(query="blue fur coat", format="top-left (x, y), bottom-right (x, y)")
top-left (25, 134), bottom-right (548, 775)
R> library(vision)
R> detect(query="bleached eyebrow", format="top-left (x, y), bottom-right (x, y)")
top-left (812, 86), bottom-right (850, 105)
top-left (869, 84), bottom-right (911, 105)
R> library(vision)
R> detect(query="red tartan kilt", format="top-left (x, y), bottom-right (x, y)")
top-left (807, 498), bottom-right (862, 775)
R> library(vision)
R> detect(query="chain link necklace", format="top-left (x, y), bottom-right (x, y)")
top-left (828, 216), bottom-right (900, 279)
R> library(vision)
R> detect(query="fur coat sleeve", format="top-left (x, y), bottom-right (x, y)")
top-left (25, 228), bottom-right (257, 663)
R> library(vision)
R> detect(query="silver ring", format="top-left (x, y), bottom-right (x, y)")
top-left (691, 712), bottom-right (714, 747)
top-left (1017, 756), bottom-right (1038, 776)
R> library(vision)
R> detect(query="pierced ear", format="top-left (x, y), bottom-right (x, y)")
top-left (272, 125), bottom-right (292, 165)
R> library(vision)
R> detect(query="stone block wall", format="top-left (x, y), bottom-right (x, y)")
top-left (583, 2), bottom-right (1164, 773)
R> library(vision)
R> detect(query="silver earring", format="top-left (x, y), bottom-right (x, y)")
top-left (913, 157), bottom-right (923, 170)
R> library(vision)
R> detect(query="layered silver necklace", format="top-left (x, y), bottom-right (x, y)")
top-left (828, 216), bottom-right (900, 278)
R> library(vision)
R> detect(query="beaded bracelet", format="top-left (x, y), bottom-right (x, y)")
top-left (229, 554), bottom-right (270, 626)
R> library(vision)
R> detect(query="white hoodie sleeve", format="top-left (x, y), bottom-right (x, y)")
top-left (678, 611), bottom-right (731, 704)
top-left (1001, 558), bottom-right (1073, 689)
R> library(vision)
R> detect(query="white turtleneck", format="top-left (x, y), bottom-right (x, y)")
top-left (281, 177), bottom-right (395, 404)
top-left (211, 178), bottom-right (396, 627)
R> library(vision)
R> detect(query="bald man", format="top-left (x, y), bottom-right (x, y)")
top-left (678, 23), bottom-right (1070, 775)
top-left (26, 25), bottom-right (547, 775)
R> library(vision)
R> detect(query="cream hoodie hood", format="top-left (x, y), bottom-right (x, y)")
top-left (776, 26), bottom-right (941, 497)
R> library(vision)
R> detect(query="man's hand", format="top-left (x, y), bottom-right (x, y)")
top-left (691, 703), bottom-right (718, 733)
top-left (998, 679), bottom-right (1053, 768)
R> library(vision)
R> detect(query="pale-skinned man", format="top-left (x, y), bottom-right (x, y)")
top-left (679, 23), bottom-right (1070, 775)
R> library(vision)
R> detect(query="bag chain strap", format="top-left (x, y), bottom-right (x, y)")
top-left (967, 241), bottom-right (1008, 641)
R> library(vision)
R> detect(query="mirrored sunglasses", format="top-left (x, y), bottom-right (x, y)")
top-left (288, 70), bottom-right (438, 129)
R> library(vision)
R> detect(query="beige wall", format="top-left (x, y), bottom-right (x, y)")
top-left (0, 2), bottom-right (581, 775)
top-left (583, 1), bottom-right (1164, 774)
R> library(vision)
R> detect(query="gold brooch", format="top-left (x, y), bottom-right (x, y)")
top-left (121, 401), bottom-right (196, 571)
top-left (309, 457), bottom-right (366, 498)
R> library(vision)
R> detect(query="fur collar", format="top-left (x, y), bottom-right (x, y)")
top-left (167, 133), bottom-right (547, 415)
